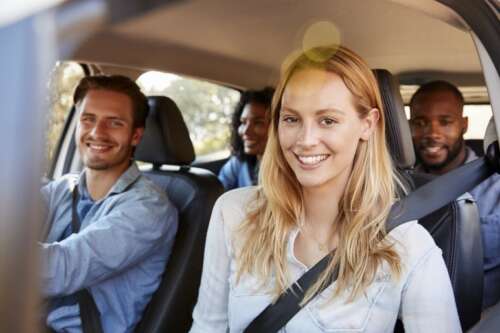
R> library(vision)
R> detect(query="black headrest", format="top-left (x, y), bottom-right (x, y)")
top-left (135, 96), bottom-right (195, 165)
top-left (373, 69), bottom-right (416, 169)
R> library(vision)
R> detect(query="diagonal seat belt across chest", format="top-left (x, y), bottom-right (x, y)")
top-left (244, 140), bottom-right (500, 333)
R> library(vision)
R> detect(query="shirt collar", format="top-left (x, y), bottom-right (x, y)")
top-left (464, 146), bottom-right (478, 163)
top-left (77, 162), bottom-right (141, 200)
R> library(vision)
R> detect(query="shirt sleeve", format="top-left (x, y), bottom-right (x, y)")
top-left (400, 246), bottom-right (462, 333)
top-left (218, 157), bottom-right (239, 191)
top-left (39, 192), bottom-right (178, 297)
top-left (190, 196), bottom-right (231, 332)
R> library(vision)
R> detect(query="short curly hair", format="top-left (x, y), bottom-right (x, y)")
top-left (73, 75), bottom-right (149, 128)
top-left (409, 80), bottom-right (464, 109)
top-left (230, 87), bottom-right (275, 161)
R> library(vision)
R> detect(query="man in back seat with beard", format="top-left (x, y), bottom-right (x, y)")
top-left (409, 80), bottom-right (500, 310)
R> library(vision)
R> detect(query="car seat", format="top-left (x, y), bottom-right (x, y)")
top-left (133, 96), bottom-right (224, 332)
top-left (374, 69), bottom-right (484, 331)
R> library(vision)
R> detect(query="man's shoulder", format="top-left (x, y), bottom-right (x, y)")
top-left (131, 173), bottom-right (168, 198)
top-left (222, 156), bottom-right (245, 171)
top-left (97, 174), bottom-right (177, 235)
top-left (42, 173), bottom-right (79, 196)
top-left (116, 173), bottom-right (175, 213)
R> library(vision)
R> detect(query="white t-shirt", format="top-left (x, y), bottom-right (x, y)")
top-left (190, 187), bottom-right (461, 333)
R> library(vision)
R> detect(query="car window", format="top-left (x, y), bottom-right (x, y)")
top-left (136, 71), bottom-right (241, 157)
top-left (46, 61), bottom-right (85, 175)
top-left (462, 105), bottom-right (493, 139)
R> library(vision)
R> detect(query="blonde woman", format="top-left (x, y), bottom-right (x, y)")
top-left (190, 46), bottom-right (461, 332)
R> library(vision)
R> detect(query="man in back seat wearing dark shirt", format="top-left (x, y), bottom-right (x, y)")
top-left (409, 80), bottom-right (500, 310)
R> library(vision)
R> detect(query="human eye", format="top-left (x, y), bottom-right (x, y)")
top-left (109, 119), bottom-right (125, 128)
top-left (280, 114), bottom-right (298, 124)
top-left (320, 117), bottom-right (337, 127)
top-left (439, 118), bottom-right (453, 126)
top-left (410, 118), bottom-right (426, 128)
top-left (80, 114), bottom-right (94, 125)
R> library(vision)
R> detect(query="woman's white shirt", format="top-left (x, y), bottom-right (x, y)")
top-left (190, 187), bottom-right (462, 333)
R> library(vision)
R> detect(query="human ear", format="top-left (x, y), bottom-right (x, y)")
top-left (131, 127), bottom-right (144, 146)
top-left (462, 116), bottom-right (469, 134)
top-left (360, 108), bottom-right (379, 141)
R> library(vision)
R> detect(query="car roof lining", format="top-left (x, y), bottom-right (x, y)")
top-left (71, 0), bottom-right (484, 90)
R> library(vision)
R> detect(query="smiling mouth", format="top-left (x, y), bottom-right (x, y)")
top-left (86, 142), bottom-right (113, 152)
top-left (244, 139), bottom-right (258, 146)
top-left (294, 153), bottom-right (330, 166)
top-left (421, 145), bottom-right (445, 155)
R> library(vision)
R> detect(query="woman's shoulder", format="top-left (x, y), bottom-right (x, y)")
top-left (387, 220), bottom-right (440, 268)
top-left (225, 155), bottom-right (246, 168)
top-left (219, 156), bottom-right (246, 177)
top-left (214, 186), bottom-right (260, 228)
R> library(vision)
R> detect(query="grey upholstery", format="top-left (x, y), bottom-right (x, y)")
top-left (374, 69), bottom-right (484, 331)
top-left (373, 69), bottom-right (415, 168)
top-left (134, 96), bottom-right (224, 333)
top-left (469, 298), bottom-right (500, 333)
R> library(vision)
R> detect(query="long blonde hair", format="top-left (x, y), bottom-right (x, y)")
top-left (237, 45), bottom-right (405, 302)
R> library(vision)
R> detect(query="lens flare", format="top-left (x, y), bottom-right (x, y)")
top-left (303, 21), bottom-right (341, 62)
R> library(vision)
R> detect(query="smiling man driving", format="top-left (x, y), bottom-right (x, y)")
top-left (40, 75), bottom-right (178, 333)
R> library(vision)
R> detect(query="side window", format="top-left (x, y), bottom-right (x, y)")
top-left (46, 61), bottom-right (85, 176)
top-left (136, 71), bottom-right (241, 157)
top-left (462, 105), bottom-right (493, 139)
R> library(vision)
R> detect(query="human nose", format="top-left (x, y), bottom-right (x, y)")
top-left (89, 119), bottom-right (107, 137)
top-left (296, 122), bottom-right (319, 147)
top-left (242, 122), bottom-right (254, 137)
top-left (423, 120), bottom-right (442, 138)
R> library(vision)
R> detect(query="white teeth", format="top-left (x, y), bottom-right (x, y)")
top-left (425, 147), bottom-right (441, 153)
top-left (89, 144), bottom-right (110, 151)
top-left (297, 154), bottom-right (328, 165)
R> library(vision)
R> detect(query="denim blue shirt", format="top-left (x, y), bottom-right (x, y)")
top-left (218, 156), bottom-right (257, 190)
top-left (40, 163), bottom-right (178, 332)
top-left (466, 148), bottom-right (500, 309)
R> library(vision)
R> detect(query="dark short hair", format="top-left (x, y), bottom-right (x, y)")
top-left (230, 87), bottom-right (275, 161)
top-left (73, 75), bottom-right (149, 128)
top-left (409, 80), bottom-right (464, 109)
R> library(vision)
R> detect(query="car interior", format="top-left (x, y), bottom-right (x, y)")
top-left (15, 0), bottom-right (498, 332)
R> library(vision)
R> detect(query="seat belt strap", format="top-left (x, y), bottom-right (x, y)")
top-left (387, 158), bottom-right (494, 230)
top-left (244, 141), bottom-right (499, 333)
top-left (71, 186), bottom-right (104, 333)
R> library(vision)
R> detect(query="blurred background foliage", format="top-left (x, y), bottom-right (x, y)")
top-left (136, 71), bottom-right (240, 156)
top-left (46, 62), bottom-right (84, 173)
